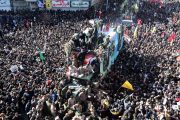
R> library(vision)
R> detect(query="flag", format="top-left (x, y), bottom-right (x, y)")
top-left (99, 11), bottom-right (102, 20)
top-left (175, 96), bottom-right (180, 101)
top-left (159, 2), bottom-right (163, 7)
top-left (158, 0), bottom-right (160, 2)
top-left (106, 26), bottom-right (110, 32)
top-left (46, 80), bottom-right (51, 85)
top-left (121, 81), bottom-right (134, 90)
top-left (137, 19), bottom-right (142, 25)
top-left (27, 20), bottom-right (29, 28)
top-left (167, 84), bottom-right (170, 92)
top-left (161, 31), bottom-right (164, 37)
top-left (178, 50), bottom-right (180, 56)
top-left (150, 0), bottom-right (154, 3)
top-left (170, 39), bottom-right (173, 46)
top-left (168, 32), bottom-right (176, 41)
top-left (126, 29), bottom-right (128, 35)
top-left (155, 102), bottom-right (159, 112)
top-left (134, 26), bottom-right (138, 38)
top-left (39, 49), bottom-right (45, 60)
top-left (173, 17), bottom-right (176, 23)
top-left (151, 26), bottom-right (156, 34)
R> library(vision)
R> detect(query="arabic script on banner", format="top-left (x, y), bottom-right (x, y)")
top-left (52, 0), bottom-right (70, 7)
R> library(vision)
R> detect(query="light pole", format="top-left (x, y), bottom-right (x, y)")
top-left (106, 0), bottom-right (108, 11)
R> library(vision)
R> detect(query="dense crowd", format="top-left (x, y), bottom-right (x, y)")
top-left (0, 0), bottom-right (180, 120)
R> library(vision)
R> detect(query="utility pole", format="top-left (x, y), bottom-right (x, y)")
top-left (106, 0), bottom-right (108, 11)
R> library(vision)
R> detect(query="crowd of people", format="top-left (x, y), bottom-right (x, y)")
top-left (0, 0), bottom-right (180, 120)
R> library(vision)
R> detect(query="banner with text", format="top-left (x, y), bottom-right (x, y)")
top-left (0, 0), bottom-right (10, 6)
top-left (52, 0), bottom-right (70, 7)
top-left (71, 1), bottom-right (89, 7)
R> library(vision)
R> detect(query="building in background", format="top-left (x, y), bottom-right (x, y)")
top-left (0, 0), bottom-right (92, 11)
top-left (0, 0), bottom-right (11, 11)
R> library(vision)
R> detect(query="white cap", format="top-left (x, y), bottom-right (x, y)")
top-left (55, 116), bottom-right (60, 120)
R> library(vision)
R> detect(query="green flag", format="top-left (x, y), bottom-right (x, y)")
top-left (39, 49), bottom-right (45, 60)
top-left (178, 52), bottom-right (180, 56)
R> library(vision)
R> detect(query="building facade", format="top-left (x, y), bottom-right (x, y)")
top-left (0, 0), bottom-right (92, 11)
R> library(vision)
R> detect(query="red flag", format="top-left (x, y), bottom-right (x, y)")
top-left (27, 20), bottom-right (29, 28)
top-left (168, 32), bottom-right (176, 41)
top-left (99, 11), bottom-right (102, 20)
top-left (106, 26), bottom-right (109, 32)
top-left (161, 31), bottom-right (164, 37)
top-left (173, 17), bottom-right (176, 23)
top-left (146, 32), bottom-right (147, 36)
top-left (137, 19), bottom-right (142, 25)
top-left (158, 0), bottom-right (160, 3)
top-left (150, 0), bottom-right (154, 3)
top-left (175, 96), bottom-right (180, 101)
top-left (126, 29), bottom-right (128, 35)
top-left (46, 80), bottom-right (51, 85)
top-left (159, 2), bottom-right (163, 7)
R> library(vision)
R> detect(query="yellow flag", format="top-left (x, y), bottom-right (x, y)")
top-left (134, 26), bottom-right (138, 38)
top-left (170, 39), bottom-right (173, 46)
top-left (121, 80), bottom-right (134, 90)
top-left (151, 26), bottom-right (156, 34)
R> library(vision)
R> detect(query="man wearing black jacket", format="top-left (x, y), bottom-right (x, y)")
top-left (73, 36), bottom-right (80, 47)
top-left (78, 49), bottom-right (90, 67)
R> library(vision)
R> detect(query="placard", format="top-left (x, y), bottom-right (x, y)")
top-left (71, 1), bottom-right (89, 7)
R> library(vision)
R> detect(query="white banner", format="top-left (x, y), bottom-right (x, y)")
top-left (0, 0), bottom-right (10, 6)
top-left (71, 1), bottom-right (89, 7)
top-left (52, 0), bottom-right (70, 7)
